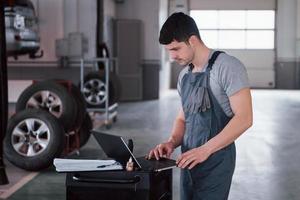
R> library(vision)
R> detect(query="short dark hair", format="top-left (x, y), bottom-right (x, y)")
top-left (159, 12), bottom-right (201, 45)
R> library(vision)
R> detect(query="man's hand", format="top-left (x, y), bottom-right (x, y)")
top-left (176, 145), bottom-right (211, 169)
top-left (148, 141), bottom-right (175, 160)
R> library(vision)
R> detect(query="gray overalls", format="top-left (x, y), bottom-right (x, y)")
top-left (180, 51), bottom-right (236, 200)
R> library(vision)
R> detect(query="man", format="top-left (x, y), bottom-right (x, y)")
top-left (148, 12), bottom-right (253, 200)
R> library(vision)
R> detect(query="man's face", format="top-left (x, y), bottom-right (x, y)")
top-left (165, 40), bottom-right (194, 66)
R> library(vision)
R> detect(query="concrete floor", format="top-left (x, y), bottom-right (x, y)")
top-left (2, 89), bottom-right (300, 200)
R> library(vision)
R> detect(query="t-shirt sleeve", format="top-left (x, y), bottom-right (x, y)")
top-left (218, 56), bottom-right (250, 97)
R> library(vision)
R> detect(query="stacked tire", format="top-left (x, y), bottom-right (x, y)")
top-left (3, 80), bottom-right (92, 171)
top-left (81, 71), bottom-right (121, 108)
top-left (4, 109), bottom-right (65, 171)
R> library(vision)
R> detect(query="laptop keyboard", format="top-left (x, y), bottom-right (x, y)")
top-left (137, 157), bottom-right (176, 171)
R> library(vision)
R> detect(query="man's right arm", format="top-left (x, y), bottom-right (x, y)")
top-left (147, 107), bottom-right (185, 160)
top-left (167, 107), bottom-right (185, 148)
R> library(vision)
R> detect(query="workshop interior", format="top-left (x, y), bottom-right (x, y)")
top-left (1, 0), bottom-right (300, 200)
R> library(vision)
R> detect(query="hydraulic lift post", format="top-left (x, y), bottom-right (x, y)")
top-left (0, 0), bottom-right (9, 185)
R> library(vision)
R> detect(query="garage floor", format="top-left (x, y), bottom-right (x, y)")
top-left (2, 89), bottom-right (300, 200)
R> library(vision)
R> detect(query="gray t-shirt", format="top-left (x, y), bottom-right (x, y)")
top-left (177, 50), bottom-right (250, 117)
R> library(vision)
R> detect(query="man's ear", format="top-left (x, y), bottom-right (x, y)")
top-left (188, 35), bottom-right (198, 47)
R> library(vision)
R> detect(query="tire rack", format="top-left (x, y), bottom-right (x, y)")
top-left (80, 57), bottom-right (118, 129)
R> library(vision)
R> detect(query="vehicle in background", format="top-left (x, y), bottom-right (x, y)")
top-left (4, 0), bottom-right (43, 59)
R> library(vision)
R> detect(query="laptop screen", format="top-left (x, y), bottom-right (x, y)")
top-left (92, 131), bottom-right (140, 167)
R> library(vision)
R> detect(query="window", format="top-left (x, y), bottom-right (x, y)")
top-left (190, 10), bottom-right (275, 49)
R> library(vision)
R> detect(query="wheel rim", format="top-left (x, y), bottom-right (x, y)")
top-left (26, 90), bottom-right (63, 118)
top-left (11, 118), bottom-right (51, 157)
top-left (83, 78), bottom-right (107, 105)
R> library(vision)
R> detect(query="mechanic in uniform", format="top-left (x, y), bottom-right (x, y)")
top-left (148, 12), bottom-right (253, 200)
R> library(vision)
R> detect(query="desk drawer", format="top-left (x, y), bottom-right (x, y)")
top-left (66, 170), bottom-right (172, 200)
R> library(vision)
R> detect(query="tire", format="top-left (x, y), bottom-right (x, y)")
top-left (16, 80), bottom-right (77, 132)
top-left (3, 109), bottom-right (65, 171)
top-left (110, 72), bottom-right (121, 103)
top-left (81, 71), bottom-right (121, 108)
top-left (70, 83), bottom-right (87, 130)
top-left (79, 113), bottom-right (93, 147)
top-left (47, 80), bottom-right (86, 131)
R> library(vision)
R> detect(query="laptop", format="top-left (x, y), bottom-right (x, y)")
top-left (92, 130), bottom-right (177, 172)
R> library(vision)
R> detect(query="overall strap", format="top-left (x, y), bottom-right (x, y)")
top-left (207, 51), bottom-right (224, 71)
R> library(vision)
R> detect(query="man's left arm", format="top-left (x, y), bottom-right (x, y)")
top-left (205, 87), bottom-right (253, 152)
top-left (177, 88), bottom-right (253, 169)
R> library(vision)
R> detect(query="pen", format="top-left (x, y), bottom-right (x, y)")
top-left (97, 162), bottom-right (118, 168)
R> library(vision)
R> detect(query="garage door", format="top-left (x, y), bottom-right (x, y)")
top-left (190, 0), bottom-right (276, 88)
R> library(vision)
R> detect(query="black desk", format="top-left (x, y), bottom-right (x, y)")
top-left (66, 169), bottom-right (172, 200)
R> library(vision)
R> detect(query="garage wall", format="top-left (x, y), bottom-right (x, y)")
top-left (104, 0), bottom-right (116, 17)
top-left (116, 0), bottom-right (161, 99)
top-left (276, 0), bottom-right (299, 88)
top-left (169, 0), bottom-right (189, 14)
top-left (297, 0), bottom-right (300, 59)
top-left (65, 0), bottom-right (97, 59)
top-left (116, 0), bottom-right (160, 61)
top-left (226, 50), bottom-right (275, 88)
top-left (297, 0), bottom-right (300, 89)
top-left (277, 0), bottom-right (296, 60)
top-left (159, 0), bottom-right (170, 93)
top-left (103, 0), bottom-right (116, 56)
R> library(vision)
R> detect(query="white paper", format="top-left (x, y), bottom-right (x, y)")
top-left (53, 158), bottom-right (123, 172)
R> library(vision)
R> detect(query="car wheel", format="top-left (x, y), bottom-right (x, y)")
top-left (16, 80), bottom-right (77, 132)
top-left (81, 71), bottom-right (120, 108)
top-left (4, 109), bottom-right (65, 171)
